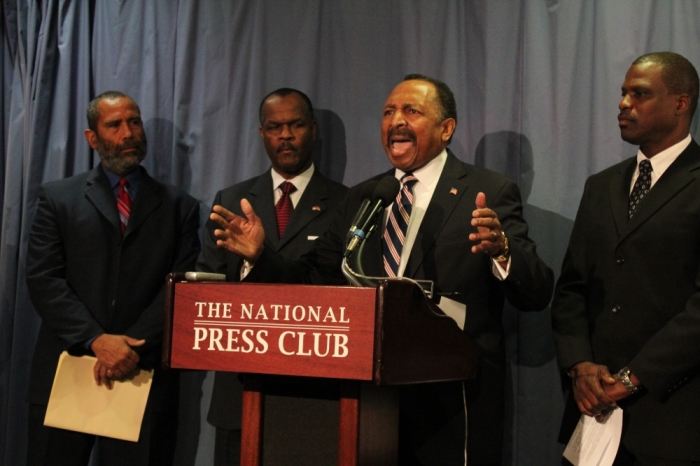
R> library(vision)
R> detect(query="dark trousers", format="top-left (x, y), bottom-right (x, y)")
top-left (613, 443), bottom-right (700, 466)
top-left (214, 427), bottom-right (241, 466)
top-left (27, 402), bottom-right (178, 466)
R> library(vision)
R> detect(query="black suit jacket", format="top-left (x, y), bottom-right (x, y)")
top-left (249, 151), bottom-right (553, 465)
top-left (26, 165), bottom-right (201, 407)
top-left (197, 168), bottom-right (348, 429)
top-left (552, 140), bottom-right (700, 460)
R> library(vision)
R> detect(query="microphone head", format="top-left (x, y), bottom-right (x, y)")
top-left (359, 180), bottom-right (379, 201)
top-left (373, 176), bottom-right (401, 205)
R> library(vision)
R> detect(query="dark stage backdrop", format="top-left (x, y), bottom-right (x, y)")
top-left (3, 1), bottom-right (700, 465)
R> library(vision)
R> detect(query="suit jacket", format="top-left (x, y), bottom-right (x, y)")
top-left (197, 167), bottom-right (348, 429)
top-left (249, 151), bottom-right (554, 465)
top-left (26, 164), bottom-right (201, 408)
top-left (552, 140), bottom-right (700, 460)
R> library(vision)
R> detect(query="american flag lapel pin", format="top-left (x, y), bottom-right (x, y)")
top-left (449, 188), bottom-right (458, 195)
top-left (312, 205), bottom-right (322, 211)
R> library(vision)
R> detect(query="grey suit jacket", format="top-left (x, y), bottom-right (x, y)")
top-left (249, 151), bottom-right (553, 464)
top-left (552, 140), bottom-right (700, 460)
top-left (25, 164), bottom-right (201, 406)
top-left (197, 167), bottom-right (348, 428)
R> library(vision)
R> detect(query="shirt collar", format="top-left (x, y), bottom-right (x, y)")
top-left (637, 134), bottom-right (691, 176)
top-left (102, 163), bottom-right (143, 196)
top-left (270, 163), bottom-right (314, 192)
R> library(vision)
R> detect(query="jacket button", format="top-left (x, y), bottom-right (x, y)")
top-left (616, 258), bottom-right (624, 264)
top-left (112, 300), bottom-right (116, 306)
top-left (612, 305), bottom-right (620, 313)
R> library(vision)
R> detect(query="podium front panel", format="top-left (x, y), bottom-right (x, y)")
top-left (169, 282), bottom-right (376, 380)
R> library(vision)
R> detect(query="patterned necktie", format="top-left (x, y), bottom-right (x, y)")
top-left (628, 159), bottom-right (652, 219)
top-left (275, 181), bottom-right (296, 237)
top-left (117, 178), bottom-right (131, 234)
top-left (382, 173), bottom-right (418, 277)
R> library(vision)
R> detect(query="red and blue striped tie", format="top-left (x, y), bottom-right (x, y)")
top-left (382, 173), bottom-right (418, 277)
top-left (117, 178), bottom-right (131, 234)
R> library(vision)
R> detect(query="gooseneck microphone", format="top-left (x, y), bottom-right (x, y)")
top-left (346, 180), bottom-right (379, 244)
top-left (344, 176), bottom-right (400, 258)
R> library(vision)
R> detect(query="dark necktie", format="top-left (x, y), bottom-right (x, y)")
top-left (628, 159), bottom-right (652, 219)
top-left (275, 181), bottom-right (296, 237)
top-left (117, 178), bottom-right (131, 234)
top-left (382, 173), bottom-right (418, 277)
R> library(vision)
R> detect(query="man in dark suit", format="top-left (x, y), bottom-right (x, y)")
top-left (552, 52), bottom-right (700, 465)
top-left (196, 88), bottom-right (347, 466)
top-left (208, 75), bottom-right (553, 465)
top-left (25, 91), bottom-right (201, 465)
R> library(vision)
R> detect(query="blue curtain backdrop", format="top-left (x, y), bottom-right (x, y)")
top-left (3, 1), bottom-right (700, 464)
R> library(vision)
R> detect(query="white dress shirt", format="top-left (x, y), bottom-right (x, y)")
top-left (630, 134), bottom-right (691, 192)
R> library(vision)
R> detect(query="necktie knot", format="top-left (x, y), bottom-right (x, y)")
top-left (639, 159), bottom-right (652, 176)
top-left (401, 173), bottom-right (418, 188)
top-left (119, 177), bottom-right (129, 191)
top-left (280, 181), bottom-right (296, 196)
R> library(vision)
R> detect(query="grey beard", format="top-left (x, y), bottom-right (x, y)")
top-left (99, 152), bottom-right (145, 176)
top-left (97, 137), bottom-right (147, 176)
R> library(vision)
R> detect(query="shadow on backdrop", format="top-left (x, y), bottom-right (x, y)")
top-left (474, 131), bottom-right (572, 465)
top-left (313, 108), bottom-right (347, 184)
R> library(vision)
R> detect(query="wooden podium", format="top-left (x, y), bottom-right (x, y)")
top-left (163, 273), bottom-right (477, 465)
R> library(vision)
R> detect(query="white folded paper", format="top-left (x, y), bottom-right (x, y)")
top-left (563, 408), bottom-right (623, 466)
top-left (44, 352), bottom-right (153, 442)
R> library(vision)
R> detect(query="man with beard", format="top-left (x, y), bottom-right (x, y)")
top-left (553, 52), bottom-right (700, 464)
top-left (25, 91), bottom-right (200, 465)
top-left (197, 88), bottom-right (347, 465)
top-left (207, 75), bottom-right (553, 465)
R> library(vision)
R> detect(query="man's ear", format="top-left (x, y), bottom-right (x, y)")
top-left (85, 129), bottom-right (98, 149)
top-left (441, 118), bottom-right (456, 143)
top-left (675, 93), bottom-right (691, 115)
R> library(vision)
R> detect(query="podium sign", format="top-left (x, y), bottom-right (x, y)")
top-left (169, 282), bottom-right (376, 380)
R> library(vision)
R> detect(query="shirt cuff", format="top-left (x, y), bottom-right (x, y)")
top-left (240, 260), bottom-right (255, 280)
top-left (491, 256), bottom-right (511, 280)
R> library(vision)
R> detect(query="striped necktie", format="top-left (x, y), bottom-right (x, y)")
top-left (117, 178), bottom-right (131, 234)
top-left (382, 173), bottom-right (418, 277)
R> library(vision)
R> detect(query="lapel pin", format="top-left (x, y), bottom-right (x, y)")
top-left (312, 205), bottom-right (321, 211)
top-left (449, 188), bottom-right (458, 195)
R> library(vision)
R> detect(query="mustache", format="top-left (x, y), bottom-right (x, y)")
top-left (277, 142), bottom-right (298, 152)
top-left (119, 140), bottom-right (146, 152)
top-left (618, 113), bottom-right (634, 122)
top-left (387, 127), bottom-right (416, 144)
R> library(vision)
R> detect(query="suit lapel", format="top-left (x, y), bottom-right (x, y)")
top-left (277, 171), bottom-right (328, 251)
top-left (616, 140), bottom-right (700, 245)
top-left (85, 166), bottom-right (121, 231)
top-left (405, 152), bottom-right (467, 278)
top-left (609, 158), bottom-right (636, 238)
top-left (247, 171), bottom-right (280, 244)
top-left (125, 170), bottom-right (161, 236)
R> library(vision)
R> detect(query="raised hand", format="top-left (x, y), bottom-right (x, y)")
top-left (211, 199), bottom-right (266, 263)
top-left (469, 192), bottom-right (506, 258)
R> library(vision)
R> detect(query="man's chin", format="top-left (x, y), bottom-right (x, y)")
top-left (101, 154), bottom-right (144, 176)
top-left (386, 151), bottom-right (415, 171)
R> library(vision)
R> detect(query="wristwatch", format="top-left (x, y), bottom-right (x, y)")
top-left (617, 367), bottom-right (639, 394)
